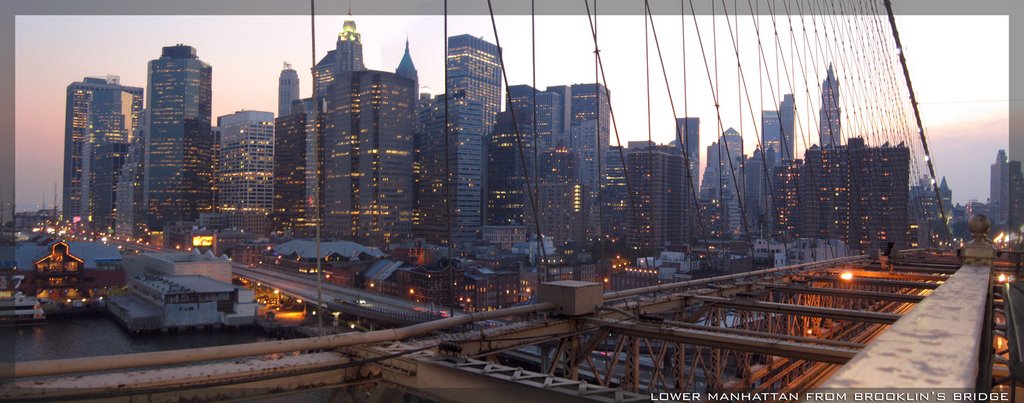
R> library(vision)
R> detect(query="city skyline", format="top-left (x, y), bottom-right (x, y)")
top-left (13, 14), bottom-right (1009, 209)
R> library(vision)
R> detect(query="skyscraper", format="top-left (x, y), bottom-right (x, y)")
top-left (568, 83), bottom-right (611, 240)
top-left (795, 138), bottom-right (909, 252)
top-left (535, 147), bottom-right (585, 246)
top-left (415, 91), bottom-right (484, 245)
top-left (602, 146), bottom-right (629, 243)
top-left (115, 110), bottom-right (148, 239)
top-left (1009, 160), bottom-right (1024, 234)
top-left (745, 147), bottom-right (776, 236)
top-left (323, 70), bottom-right (416, 246)
top-left (447, 34), bottom-right (502, 135)
top-left (779, 94), bottom-right (796, 162)
top-left (314, 18), bottom-right (367, 98)
top-left (675, 117), bottom-right (700, 244)
top-left (395, 39), bottom-right (419, 101)
top-left (485, 110), bottom-right (535, 227)
top-left (273, 99), bottom-right (317, 236)
top-left (701, 128), bottom-right (745, 236)
top-left (675, 117), bottom-right (700, 192)
top-left (278, 62), bottom-right (300, 118)
top-left (819, 65), bottom-right (842, 148)
top-left (141, 45), bottom-right (214, 231)
top-left (626, 142), bottom-right (686, 252)
top-left (217, 110), bottom-right (275, 235)
top-left (991, 150), bottom-right (1010, 226)
top-left (761, 110), bottom-right (782, 163)
top-left (62, 76), bottom-right (143, 230)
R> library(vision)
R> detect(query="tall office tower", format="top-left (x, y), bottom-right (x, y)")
top-left (538, 86), bottom-right (571, 150)
top-left (507, 85), bottom-right (535, 118)
top-left (569, 119), bottom-right (608, 240)
top-left (939, 177), bottom-right (953, 216)
top-left (771, 160), bottom-right (800, 240)
top-left (565, 83), bottom-right (610, 241)
top-left (819, 64), bottom-right (842, 148)
top-left (314, 18), bottom-right (367, 99)
top-left (115, 110), bottom-right (148, 239)
top-left (62, 76), bottom-right (143, 230)
top-left (779, 94), bottom-right (796, 162)
top-left (217, 110), bottom-right (275, 235)
top-left (273, 99), bottom-right (317, 236)
top-left (797, 143), bottom-right (852, 244)
top-left (744, 147), bottom-right (776, 236)
top-left (761, 111), bottom-right (782, 163)
top-left (142, 45), bottom-right (214, 231)
top-left (485, 110), bottom-right (535, 227)
top-left (323, 70), bottom-right (416, 246)
top-left (675, 117), bottom-right (701, 192)
top-left (540, 85), bottom-right (573, 135)
top-left (602, 146), bottom-right (629, 242)
top-left (395, 39), bottom-right (419, 102)
top-left (910, 176), bottom-right (941, 247)
top-left (1009, 160), bottom-right (1024, 234)
top-left (626, 142), bottom-right (686, 252)
top-left (534, 147), bottom-right (585, 246)
top-left (415, 91), bottom-right (484, 245)
top-left (447, 34), bottom-right (502, 135)
top-left (799, 138), bottom-right (909, 252)
top-left (278, 62), bottom-right (300, 118)
top-left (675, 117), bottom-right (700, 244)
top-left (849, 139), bottom-right (910, 252)
top-left (700, 128), bottom-right (745, 236)
top-left (991, 150), bottom-right (1010, 226)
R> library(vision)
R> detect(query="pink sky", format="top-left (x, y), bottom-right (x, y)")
top-left (14, 14), bottom-right (1009, 209)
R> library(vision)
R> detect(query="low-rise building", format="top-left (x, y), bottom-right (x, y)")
top-left (13, 239), bottom-right (123, 301)
top-left (107, 274), bottom-right (257, 332)
top-left (123, 250), bottom-right (233, 284)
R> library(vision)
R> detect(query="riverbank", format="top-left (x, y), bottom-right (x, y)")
top-left (13, 315), bottom-right (277, 362)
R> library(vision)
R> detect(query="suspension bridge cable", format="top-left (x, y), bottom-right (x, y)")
top-left (882, 0), bottom-right (953, 243)
top-left (444, 0), bottom-right (456, 318)
top-left (582, 0), bottom-right (647, 267)
top-left (484, 0), bottom-right (550, 284)
top-left (686, 0), bottom-right (755, 255)
top-left (641, 0), bottom-right (712, 259)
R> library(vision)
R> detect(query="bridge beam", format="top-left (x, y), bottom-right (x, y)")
top-left (584, 318), bottom-right (859, 364)
top-left (687, 296), bottom-right (903, 324)
top-left (800, 275), bottom-right (941, 289)
top-left (759, 283), bottom-right (927, 303)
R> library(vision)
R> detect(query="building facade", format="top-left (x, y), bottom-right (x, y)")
top-left (141, 45), bottom-right (214, 232)
top-left (415, 91), bottom-right (484, 246)
top-left (446, 34), bottom-right (502, 135)
top-left (62, 76), bottom-right (143, 231)
top-left (323, 70), bottom-right (417, 246)
top-left (217, 110), bottom-right (275, 236)
top-left (314, 18), bottom-right (366, 98)
top-left (278, 62), bottom-right (300, 118)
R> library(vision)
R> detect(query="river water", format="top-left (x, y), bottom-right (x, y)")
top-left (14, 314), bottom-right (271, 362)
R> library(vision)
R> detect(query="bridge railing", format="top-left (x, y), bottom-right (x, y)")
top-left (812, 216), bottom-right (997, 394)
top-left (14, 301), bottom-right (556, 378)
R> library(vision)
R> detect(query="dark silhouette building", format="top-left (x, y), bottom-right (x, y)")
top-left (323, 70), bottom-right (417, 246)
top-left (62, 76), bottom-right (142, 232)
top-left (141, 45), bottom-right (214, 232)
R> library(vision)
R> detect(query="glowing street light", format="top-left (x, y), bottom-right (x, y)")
top-left (839, 272), bottom-right (854, 281)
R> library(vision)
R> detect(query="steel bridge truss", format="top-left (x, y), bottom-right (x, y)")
top-left (359, 253), bottom-right (960, 399)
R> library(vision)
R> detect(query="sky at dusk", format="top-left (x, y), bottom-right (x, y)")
top-left (13, 14), bottom-right (1009, 210)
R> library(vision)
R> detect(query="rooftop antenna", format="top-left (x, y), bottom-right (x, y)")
top-left (347, 0), bottom-right (352, 16)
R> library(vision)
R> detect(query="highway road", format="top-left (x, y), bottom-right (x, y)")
top-left (103, 236), bottom-right (451, 323)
